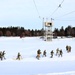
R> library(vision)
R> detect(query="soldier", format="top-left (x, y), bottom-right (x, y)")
top-left (43, 50), bottom-right (46, 57)
top-left (68, 46), bottom-right (71, 52)
top-left (50, 50), bottom-right (54, 58)
top-left (66, 45), bottom-right (71, 53)
top-left (59, 49), bottom-right (63, 57)
top-left (2, 51), bottom-right (6, 60)
top-left (0, 51), bottom-right (3, 60)
top-left (16, 52), bottom-right (21, 60)
top-left (56, 48), bottom-right (59, 56)
top-left (36, 49), bottom-right (41, 60)
top-left (66, 45), bottom-right (69, 52)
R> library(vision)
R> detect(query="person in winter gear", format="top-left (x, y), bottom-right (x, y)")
top-left (0, 51), bottom-right (2, 60)
top-left (36, 49), bottom-right (41, 60)
top-left (50, 50), bottom-right (54, 58)
top-left (68, 46), bottom-right (71, 52)
top-left (66, 45), bottom-right (68, 51)
top-left (16, 52), bottom-right (21, 60)
top-left (2, 51), bottom-right (6, 60)
top-left (59, 49), bottom-right (63, 57)
top-left (66, 45), bottom-right (71, 53)
top-left (43, 50), bottom-right (46, 57)
top-left (56, 48), bottom-right (59, 56)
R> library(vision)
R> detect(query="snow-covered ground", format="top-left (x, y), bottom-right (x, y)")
top-left (0, 37), bottom-right (75, 75)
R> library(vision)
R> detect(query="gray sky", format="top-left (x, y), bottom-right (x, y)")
top-left (0, 0), bottom-right (75, 30)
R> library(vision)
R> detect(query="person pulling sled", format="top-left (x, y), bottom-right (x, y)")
top-left (16, 52), bottom-right (22, 60)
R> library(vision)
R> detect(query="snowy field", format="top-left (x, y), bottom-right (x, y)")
top-left (0, 37), bottom-right (75, 75)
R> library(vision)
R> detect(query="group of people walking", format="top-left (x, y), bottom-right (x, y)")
top-left (36, 45), bottom-right (71, 60)
top-left (0, 45), bottom-right (71, 61)
top-left (36, 49), bottom-right (63, 60)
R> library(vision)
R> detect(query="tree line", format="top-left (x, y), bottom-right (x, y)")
top-left (53, 26), bottom-right (75, 37)
top-left (0, 26), bottom-right (42, 37)
top-left (0, 25), bottom-right (75, 37)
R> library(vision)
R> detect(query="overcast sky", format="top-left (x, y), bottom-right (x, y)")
top-left (0, 0), bottom-right (75, 30)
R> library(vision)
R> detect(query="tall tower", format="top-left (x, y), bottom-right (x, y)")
top-left (44, 22), bottom-right (53, 41)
